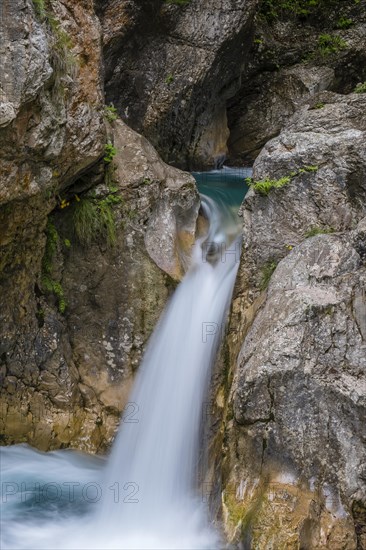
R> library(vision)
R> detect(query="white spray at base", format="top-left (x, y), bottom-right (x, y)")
top-left (0, 195), bottom-right (241, 550)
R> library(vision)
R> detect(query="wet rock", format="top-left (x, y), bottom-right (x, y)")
top-left (112, 119), bottom-right (199, 279)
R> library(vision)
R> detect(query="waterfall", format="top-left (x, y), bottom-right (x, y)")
top-left (0, 194), bottom-right (241, 550)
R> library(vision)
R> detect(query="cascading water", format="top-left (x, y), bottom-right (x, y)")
top-left (0, 185), bottom-right (244, 550)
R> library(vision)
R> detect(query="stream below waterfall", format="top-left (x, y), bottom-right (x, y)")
top-left (0, 168), bottom-right (250, 550)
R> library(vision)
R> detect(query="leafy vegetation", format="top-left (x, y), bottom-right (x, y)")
top-left (165, 74), bottom-right (174, 85)
top-left (261, 0), bottom-right (311, 21)
top-left (52, 282), bottom-right (66, 314)
top-left (246, 165), bottom-right (318, 196)
top-left (33, 0), bottom-right (46, 17)
top-left (41, 221), bottom-right (58, 277)
top-left (335, 16), bottom-right (353, 29)
top-left (260, 0), bottom-right (353, 23)
top-left (354, 82), bottom-right (366, 93)
top-left (73, 192), bottom-right (122, 247)
top-left (298, 165), bottom-right (319, 173)
top-left (305, 226), bottom-right (334, 237)
top-left (260, 261), bottom-right (278, 291)
top-left (313, 101), bottom-right (325, 109)
top-left (32, 0), bottom-right (76, 86)
top-left (246, 176), bottom-right (291, 196)
top-left (41, 221), bottom-right (66, 314)
top-left (73, 198), bottom-right (111, 246)
top-left (317, 34), bottom-right (348, 56)
top-left (104, 160), bottom-right (119, 192)
top-left (104, 143), bottom-right (117, 164)
top-left (104, 104), bottom-right (118, 123)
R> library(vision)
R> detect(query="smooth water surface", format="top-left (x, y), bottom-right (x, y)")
top-left (193, 166), bottom-right (251, 213)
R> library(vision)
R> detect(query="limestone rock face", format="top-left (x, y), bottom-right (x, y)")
top-left (220, 91), bottom-right (366, 547)
top-left (237, 92), bottom-right (366, 315)
top-left (224, 229), bottom-right (366, 548)
top-left (112, 120), bottom-right (199, 280)
top-left (97, 0), bottom-right (259, 168)
top-left (0, 4), bottom-right (199, 452)
top-left (0, 0), bottom-right (106, 352)
top-left (0, 0), bottom-right (106, 451)
top-left (0, 0), bottom-right (105, 204)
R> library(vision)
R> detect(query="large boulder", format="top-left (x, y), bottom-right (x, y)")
top-left (224, 228), bottom-right (366, 548)
top-left (236, 92), bottom-right (366, 316)
top-left (219, 91), bottom-right (366, 547)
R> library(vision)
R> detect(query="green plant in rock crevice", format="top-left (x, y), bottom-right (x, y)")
top-left (246, 165), bottom-right (319, 196)
top-left (48, 16), bottom-right (76, 88)
top-left (33, 0), bottom-right (46, 17)
top-left (71, 156), bottom-right (123, 247)
top-left (73, 192), bottom-right (121, 247)
top-left (32, 0), bottom-right (76, 90)
top-left (260, 0), bottom-right (354, 23)
top-left (104, 162), bottom-right (117, 189)
top-left (297, 165), bottom-right (319, 173)
top-left (41, 220), bottom-right (66, 314)
top-left (247, 176), bottom-right (291, 196)
top-left (317, 34), bottom-right (348, 56)
top-left (305, 226), bottom-right (334, 238)
top-left (104, 143), bottom-right (117, 164)
top-left (354, 82), bottom-right (366, 93)
top-left (164, 0), bottom-right (191, 5)
top-left (104, 104), bottom-right (118, 123)
top-left (335, 16), bottom-right (353, 29)
top-left (260, 260), bottom-right (278, 291)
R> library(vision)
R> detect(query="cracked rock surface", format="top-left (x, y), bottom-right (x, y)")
top-left (97, 0), bottom-right (258, 168)
top-left (219, 91), bottom-right (366, 548)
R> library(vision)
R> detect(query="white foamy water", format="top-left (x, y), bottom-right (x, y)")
top-left (0, 195), bottom-right (241, 550)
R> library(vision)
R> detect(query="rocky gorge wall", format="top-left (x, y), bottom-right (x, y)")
top-left (97, 0), bottom-right (259, 169)
top-left (1, 0), bottom-right (366, 548)
top-left (214, 3), bottom-right (366, 547)
top-left (0, 0), bottom-right (199, 452)
top-left (218, 92), bottom-right (366, 549)
top-left (227, 0), bottom-right (366, 163)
